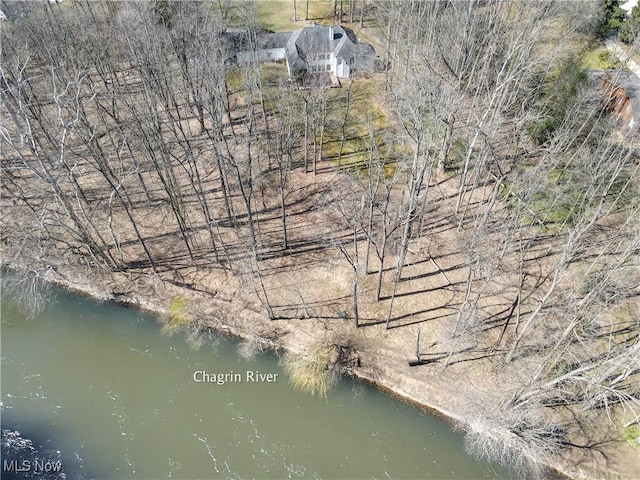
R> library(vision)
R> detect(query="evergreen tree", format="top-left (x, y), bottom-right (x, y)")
top-left (621, 3), bottom-right (640, 43)
top-left (598, 0), bottom-right (627, 37)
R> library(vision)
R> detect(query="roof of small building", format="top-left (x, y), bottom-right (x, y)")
top-left (226, 29), bottom-right (290, 53)
top-left (261, 31), bottom-right (291, 50)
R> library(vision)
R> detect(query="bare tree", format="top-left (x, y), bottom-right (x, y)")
top-left (331, 176), bottom-right (367, 328)
top-left (384, 81), bottom-right (438, 328)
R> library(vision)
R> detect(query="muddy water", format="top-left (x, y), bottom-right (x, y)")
top-left (1, 288), bottom-right (512, 479)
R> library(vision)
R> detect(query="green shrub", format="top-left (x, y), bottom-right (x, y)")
top-left (598, 0), bottom-right (627, 38)
top-left (526, 117), bottom-right (560, 146)
top-left (527, 56), bottom-right (588, 146)
top-left (518, 168), bottom-right (581, 227)
top-left (621, 3), bottom-right (640, 44)
top-left (161, 295), bottom-right (191, 336)
top-left (444, 139), bottom-right (468, 172)
top-left (598, 50), bottom-right (622, 69)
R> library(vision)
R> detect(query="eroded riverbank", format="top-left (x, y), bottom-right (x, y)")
top-left (2, 264), bottom-right (615, 479)
top-left (1, 278), bottom-right (514, 479)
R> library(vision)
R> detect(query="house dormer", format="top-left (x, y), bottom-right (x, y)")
top-left (329, 26), bottom-right (342, 41)
top-left (235, 23), bottom-right (375, 81)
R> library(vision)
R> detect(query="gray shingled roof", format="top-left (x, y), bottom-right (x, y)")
top-left (285, 24), bottom-right (374, 72)
top-left (226, 29), bottom-right (291, 53)
top-left (261, 32), bottom-right (291, 50)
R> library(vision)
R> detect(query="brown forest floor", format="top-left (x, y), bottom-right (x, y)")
top-left (4, 150), bottom-right (638, 479)
top-left (1, 39), bottom-right (639, 479)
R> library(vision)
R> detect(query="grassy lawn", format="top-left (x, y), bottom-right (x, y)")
top-left (261, 62), bottom-right (289, 86)
top-left (248, 0), bottom-right (396, 176)
top-left (255, 0), bottom-right (383, 57)
top-left (256, 0), bottom-right (335, 32)
top-left (231, 60), bottom-right (398, 175)
top-left (320, 75), bottom-right (397, 170)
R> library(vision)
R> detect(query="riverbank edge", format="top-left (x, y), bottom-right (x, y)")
top-left (3, 267), bottom-right (597, 480)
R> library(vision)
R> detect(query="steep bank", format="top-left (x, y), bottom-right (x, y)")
top-left (4, 262), bottom-right (633, 480)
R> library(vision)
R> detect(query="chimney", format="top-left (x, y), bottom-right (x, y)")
top-left (329, 25), bottom-right (334, 40)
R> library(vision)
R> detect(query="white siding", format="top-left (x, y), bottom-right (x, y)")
top-left (335, 59), bottom-right (350, 79)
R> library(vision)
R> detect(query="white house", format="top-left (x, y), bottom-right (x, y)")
top-left (234, 24), bottom-right (375, 80)
top-left (284, 24), bottom-right (375, 79)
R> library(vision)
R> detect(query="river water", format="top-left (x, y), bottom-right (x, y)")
top-left (1, 288), bottom-right (512, 479)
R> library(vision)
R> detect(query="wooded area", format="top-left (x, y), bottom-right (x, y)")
top-left (1, 0), bottom-right (638, 477)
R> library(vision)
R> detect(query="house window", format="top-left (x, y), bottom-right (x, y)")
top-left (326, 64), bottom-right (331, 71)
